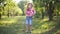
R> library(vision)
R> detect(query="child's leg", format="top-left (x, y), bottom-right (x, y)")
top-left (25, 17), bottom-right (29, 32)
top-left (29, 17), bottom-right (32, 32)
top-left (30, 25), bottom-right (32, 31)
top-left (25, 24), bottom-right (28, 32)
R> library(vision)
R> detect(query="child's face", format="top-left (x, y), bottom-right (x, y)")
top-left (28, 4), bottom-right (32, 9)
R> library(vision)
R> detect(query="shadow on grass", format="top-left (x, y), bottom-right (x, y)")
top-left (32, 18), bottom-right (58, 34)
top-left (41, 24), bottom-right (60, 34)
top-left (0, 16), bottom-right (25, 34)
top-left (41, 16), bottom-right (60, 34)
top-left (0, 16), bottom-right (60, 34)
top-left (0, 26), bottom-right (17, 34)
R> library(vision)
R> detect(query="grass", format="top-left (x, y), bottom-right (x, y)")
top-left (0, 16), bottom-right (60, 34)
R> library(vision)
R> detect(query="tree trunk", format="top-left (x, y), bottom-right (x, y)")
top-left (48, 1), bottom-right (54, 21)
top-left (0, 13), bottom-right (1, 19)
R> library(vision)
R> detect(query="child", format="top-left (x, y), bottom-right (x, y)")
top-left (25, 3), bottom-right (36, 33)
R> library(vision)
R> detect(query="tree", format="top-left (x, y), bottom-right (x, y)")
top-left (33, 0), bottom-right (56, 21)
top-left (0, 0), bottom-right (6, 19)
top-left (5, 0), bottom-right (17, 17)
top-left (33, 0), bottom-right (41, 18)
top-left (18, 1), bottom-right (26, 15)
top-left (48, 1), bottom-right (54, 21)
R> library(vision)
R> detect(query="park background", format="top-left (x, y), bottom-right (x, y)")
top-left (0, 0), bottom-right (60, 34)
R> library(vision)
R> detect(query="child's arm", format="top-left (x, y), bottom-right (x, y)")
top-left (32, 10), bottom-right (36, 16)
top-left (33, 9), bottom-right (36, 15)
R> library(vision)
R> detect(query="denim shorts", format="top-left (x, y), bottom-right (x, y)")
top-left (26, 16), bottom-right (32, 25)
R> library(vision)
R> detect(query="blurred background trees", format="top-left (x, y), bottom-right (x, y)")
top-left (33, 0), bottom-right (60, 21)
top-left (18, 0), bottom-right (27, 15)
top-left (0, 0), bottom-right (24, 19)
top-left (0, 0), bottom-right (60, 21)
top-left (0, 0), bottom-right (6, 19)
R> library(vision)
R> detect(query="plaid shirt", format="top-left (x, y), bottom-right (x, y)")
top-left (26, 9), bottom-right (35, 17)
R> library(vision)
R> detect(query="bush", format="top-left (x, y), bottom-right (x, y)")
top-left (35, 11), bottom-right (41, 18)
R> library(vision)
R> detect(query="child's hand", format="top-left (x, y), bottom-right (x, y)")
top-left (31, 14), bottom-right (35, 16)
top-left (32, 14), bottom-right (35, 16)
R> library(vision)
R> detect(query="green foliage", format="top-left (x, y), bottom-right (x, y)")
top-left (0, 0), bottom-right (5, 3)
top-left (33, 0), bottom-right (45, 18)
top-left (0, 0), bottom-right (23, 17)
top-left (33, 0), bottom-right (60, 19)
top-left (4, 0), bottom-right (16, 16)
top-left (18, 1), bottom-right (27, 15)
top-left (35, 11), bottom-right (41, 18)
top-left (4, 0), bottom-right (23, 16)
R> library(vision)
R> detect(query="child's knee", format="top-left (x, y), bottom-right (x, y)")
top-left (30, 24), bottom-right (32, 26)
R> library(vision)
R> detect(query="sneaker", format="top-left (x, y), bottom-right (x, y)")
top-left (30, 31), bottom-right (32, 33)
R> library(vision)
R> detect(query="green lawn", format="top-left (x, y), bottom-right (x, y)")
top-left (0, 16), bottom-right (60, 34)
